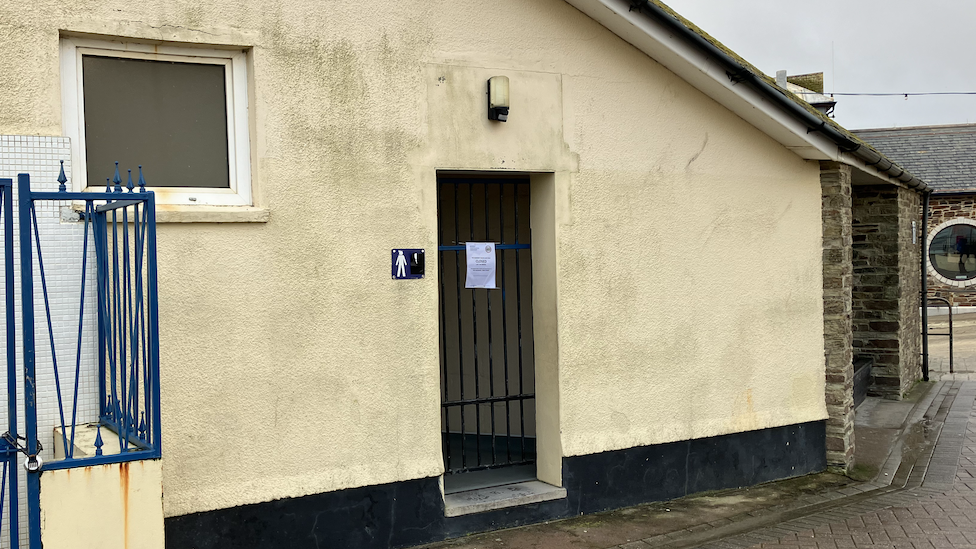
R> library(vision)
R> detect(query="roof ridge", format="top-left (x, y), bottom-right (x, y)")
top-left (853, 123), bottom-right (976, 133)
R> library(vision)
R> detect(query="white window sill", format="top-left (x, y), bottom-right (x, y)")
top-left (155, 205), bottom-right (269, 223)
top-left (71, 203), bottom-right (269, 223)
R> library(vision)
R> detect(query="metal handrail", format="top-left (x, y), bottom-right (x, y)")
top-left (925, 296), bottom-right (953, 373)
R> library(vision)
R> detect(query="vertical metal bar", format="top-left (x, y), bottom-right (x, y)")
top-left (0, 460), bottom-right (7, 546)
top-left (68, 204), bottom-right (93, 457)
top-left (513, 181), bottom-right (526, 459)
top-left (126, 204), bottom-right (137, 438)
top-left (130, 202), bottom-right (144, 441)
top-left (484, 183), bottom-right (496, 465)
top-left (147, 193), bottom-right (162, 454)
top-left (469, 183), bottom-right (481, 467)
top-left (106, 206), bottom-right (125, 432)
top-left (18, 174), bottom-right (41, 549)
top-left (112, 206), bottom-right (126, 450)
top-left (949, 305), bottom-right (954, 374)
top-left (95, 211), bottom-right (107, 421)
top-left (139, 205), bottom-right (150, 442)
top-left (437, 184), bottom-right (452, 472)
top-left (122, 204), bottom-right (132, 448)
top-left (524, 183), bottom-right (536, 463)
top-left (921, 191), bottom-right (930, 381)
top-left (499, 183), bottom-right (512, 464)
top-left (124, 204), bottom-right (140, 445)
top-left (1, 180), bottom-right (19, 547)
top-left (108, 206), bottom-right (119, 427)
top-left (453, 182), bottom-right (466, 471)
top-left (0, 460), bottom-right (7, 547)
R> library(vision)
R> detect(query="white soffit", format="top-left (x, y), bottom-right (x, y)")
top-left (565, 0), bottom-right (838, 161)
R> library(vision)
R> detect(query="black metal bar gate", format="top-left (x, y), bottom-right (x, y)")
top-left (437, 178), bottom-right (536, 479)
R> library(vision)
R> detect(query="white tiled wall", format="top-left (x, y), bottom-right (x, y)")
top-left (0, 135), bottom-right (99, 548)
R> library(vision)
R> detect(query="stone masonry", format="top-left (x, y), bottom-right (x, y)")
top-left (852, 185), bottom-right (922, 399)
top-left (821, 161), bottom-right (855, 470)
top-left (898, 187), bottom-right (922, 389)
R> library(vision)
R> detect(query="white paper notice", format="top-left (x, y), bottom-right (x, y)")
top-left (465, 242), bottom-right (497, 289)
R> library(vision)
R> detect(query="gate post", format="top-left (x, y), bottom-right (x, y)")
top-left (1, 178), bottom-right (18, 547)
top-left (17, 173), bottom-right (41, 549)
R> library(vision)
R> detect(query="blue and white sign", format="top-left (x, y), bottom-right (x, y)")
top-left (392, 249), bottom-right (425, 280)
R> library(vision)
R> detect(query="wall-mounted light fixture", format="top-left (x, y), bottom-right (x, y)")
top-left (487, 76), bottom-right (510, 122)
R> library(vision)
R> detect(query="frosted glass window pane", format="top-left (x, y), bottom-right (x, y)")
top-left (82, 55), bottom-right (230, 189)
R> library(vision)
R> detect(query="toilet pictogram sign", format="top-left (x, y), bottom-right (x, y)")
top-left (392, 249), bottom-right (425, 280)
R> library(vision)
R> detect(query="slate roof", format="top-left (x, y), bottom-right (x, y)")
top-left (852, 124), bottom-right (976, 193)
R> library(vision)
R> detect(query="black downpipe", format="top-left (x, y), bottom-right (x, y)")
top-left (921, 192), bottom-right (930, 381)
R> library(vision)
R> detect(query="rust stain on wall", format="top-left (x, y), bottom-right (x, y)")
top-left (121, 462), bottom-right (130, 548)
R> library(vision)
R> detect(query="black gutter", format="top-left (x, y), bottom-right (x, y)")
top-left (629, 0), bottom-right (929, 192)
top-left (927, 190), bottom-right (976, 197)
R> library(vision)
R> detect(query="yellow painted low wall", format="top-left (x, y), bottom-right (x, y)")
top-left (40, 460), bottom-right (164, 549)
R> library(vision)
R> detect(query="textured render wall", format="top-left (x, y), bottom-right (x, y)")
top-left (820, 162), bottom-right (854, 470)
top-left (40, 460), bottom-right (164, 549)
top-left (0, 0), bottom-right (827, 517)
top-left (553, 80), bottom-right (825, 456)
top-left (926, 195), bottom-right (976, 307)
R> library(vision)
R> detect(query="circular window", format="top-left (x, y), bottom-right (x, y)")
top-left (930, 222), bottom-right (976, 282)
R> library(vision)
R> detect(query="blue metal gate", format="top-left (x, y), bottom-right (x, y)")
top-left (437, 177), bottom-right (537, 492)
top-left (0, 165), bottom-right (161, 548)
top-left (0, 177), bottom-right (22, 548)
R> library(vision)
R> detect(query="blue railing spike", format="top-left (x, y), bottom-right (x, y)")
top-left (106, 178), bottom-right (111, 194)
top-left (139, 413), bottom-right (147, 439)
top-left (57, 160), bottom-right (67, 192)
top-left (138, 166), bottom-right (146, 191)
top-left (94, 426), bottom-right (104, 456)
top-left (127, 169), bottom-right (134, 192)
top-left (113, 162), bottom-right (122, 193)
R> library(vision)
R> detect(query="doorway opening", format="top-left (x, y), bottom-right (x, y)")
top-left (437, 176), bottom-right (536, 495)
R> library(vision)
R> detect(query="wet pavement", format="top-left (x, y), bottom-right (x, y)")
top-left (734, 382), bottom-right (976, 549)
top-left (420, 381), bottom-right (976, 549)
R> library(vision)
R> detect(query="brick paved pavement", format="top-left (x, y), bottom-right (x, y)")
top-left (682, 382), bottom-right (976, 549)
top-left (424, 382), bottom-right (974, 549)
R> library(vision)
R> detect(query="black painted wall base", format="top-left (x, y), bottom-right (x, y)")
top-left (165, 421), bottom-right (825, 549)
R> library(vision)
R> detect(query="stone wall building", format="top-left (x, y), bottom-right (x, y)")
top-left (855, 124), bottom-right (976, 311)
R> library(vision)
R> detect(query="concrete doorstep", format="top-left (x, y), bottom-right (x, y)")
top-left (421, 380), bottom-right (955, 549)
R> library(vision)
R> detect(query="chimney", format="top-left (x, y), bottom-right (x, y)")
top-left (776, 70), bottom-right (788, 88)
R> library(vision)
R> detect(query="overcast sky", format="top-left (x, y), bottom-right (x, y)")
top-left (662, 0), bottom-right (976, 130)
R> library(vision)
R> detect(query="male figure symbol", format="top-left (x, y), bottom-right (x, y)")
top-left (395, 250), bottom-right (407, 278)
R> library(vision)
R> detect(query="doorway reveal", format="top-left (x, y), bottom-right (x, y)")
top-left (438, 176), bottom-right (537, 495)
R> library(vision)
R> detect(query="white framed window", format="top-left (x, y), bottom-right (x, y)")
top-left (928, 218), bottom-right (976, 287)
top-left (61, 37), bottom-right (252, 206)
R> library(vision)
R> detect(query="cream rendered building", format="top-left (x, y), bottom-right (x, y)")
top-left (0, 0), bottom-right (926, 547)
